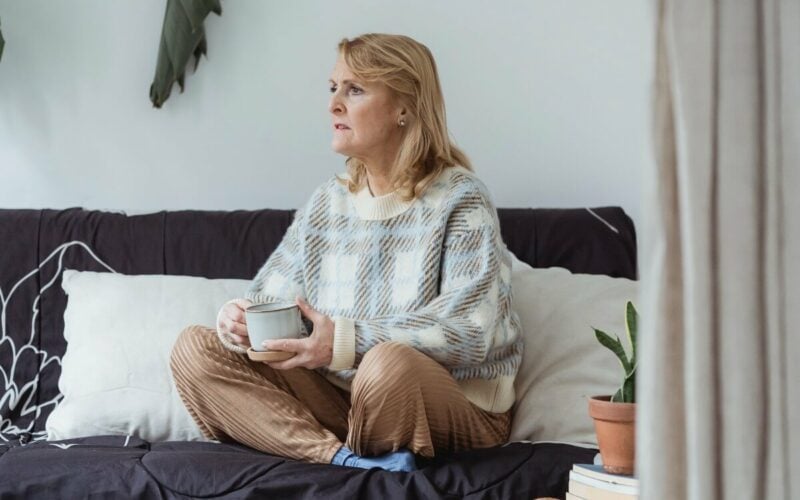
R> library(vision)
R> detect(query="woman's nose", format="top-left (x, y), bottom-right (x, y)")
top-left (328, 93), bottom-right (344, 114)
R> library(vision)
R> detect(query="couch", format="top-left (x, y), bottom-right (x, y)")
top-left (0, 206), bottom-right (636, 499)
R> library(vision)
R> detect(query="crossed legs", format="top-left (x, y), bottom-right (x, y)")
top-left (170, 325), bottom-right (510, 464)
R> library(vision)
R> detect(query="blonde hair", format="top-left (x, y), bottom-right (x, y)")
top-left (333, 33), bottom-right (473, 201)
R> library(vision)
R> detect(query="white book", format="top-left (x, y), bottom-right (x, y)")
top-left (569, 470), bottom-right (639, 496)
top-left (572, 464), bottom-right (639, 488)
top-left (568, 478), bottom-right (637, 500)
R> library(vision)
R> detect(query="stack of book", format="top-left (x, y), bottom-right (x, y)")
top-left (566, 463), bottom-right (639, 500)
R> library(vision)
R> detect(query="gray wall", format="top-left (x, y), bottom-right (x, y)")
top-left (0, 1), bottom-right (653, 231)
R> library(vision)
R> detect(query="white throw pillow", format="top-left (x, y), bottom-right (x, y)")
top-left (46, 270), bottom-right (250, 442)
top-left (507, 253), bottom-right (638, 446)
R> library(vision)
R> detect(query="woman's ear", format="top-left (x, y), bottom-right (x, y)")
top-left (397, 109), bottom-right (408, 126)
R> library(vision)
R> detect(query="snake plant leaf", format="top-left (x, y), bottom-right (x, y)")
top-left (625, 301), bottom-right (638, 365)
top-left (594, 328), bottom-right (632, 374)
top-left (611, 363), bottom-right (637, 403)
top-left (1, 18), bottom-right (5, 62)
top-left (149, 0), bottom-right (222, 108)
top-left (622, 363), bottom-right (636, 403)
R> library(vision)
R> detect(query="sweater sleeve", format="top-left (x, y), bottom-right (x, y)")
top-left (216, 206), bottom-right (309, 352)
top-left (328, 193), bottom-right (513, 371)
top-left (244, 206), bottom-right (307, 306)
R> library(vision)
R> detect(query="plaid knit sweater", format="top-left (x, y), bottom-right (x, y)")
top-left (218, 166), bottom-right (524, 413)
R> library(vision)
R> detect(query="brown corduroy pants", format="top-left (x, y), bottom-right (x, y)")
top-left (170, 325), bottom-right (512, 464)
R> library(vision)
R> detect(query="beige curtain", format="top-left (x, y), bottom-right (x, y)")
top-left (639, 0), bottom-right (799, 498)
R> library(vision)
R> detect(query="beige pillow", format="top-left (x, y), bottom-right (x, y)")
top-left (46, 270), bottom-right (250, 442)
top-left (508, 253), bottom-right (638, 445)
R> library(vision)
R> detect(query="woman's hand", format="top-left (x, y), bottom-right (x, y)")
top-left (218, 298), bottom-right (254, 348)
top-left (262, 296), bottom-right (334, 370)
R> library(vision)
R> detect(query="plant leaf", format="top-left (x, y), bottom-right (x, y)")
top-left (149, 0), bottom-right (223, 108)
top-left (594, 328), bottom-right (632, 374)
top-left (626, 301), bottom-right (638, 366)
top-left (0, 17), bottom-right (5, 62)
top-left (622, 365), bottom-right (636, 403)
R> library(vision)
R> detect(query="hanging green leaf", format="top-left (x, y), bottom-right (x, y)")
top-left (1, 17), bottom-right (5, 62)
top-left (149, 0), bottom-right (222, 108)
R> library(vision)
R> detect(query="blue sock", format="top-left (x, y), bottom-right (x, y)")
top-left (330, 445), bottom-right (417, 472)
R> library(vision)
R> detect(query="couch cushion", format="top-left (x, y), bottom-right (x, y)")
top-left (508, 254), bottom-right (638, 445)
top-left (0, 435), bottom-right (596, 498)
top-left (45, 270), bottom-right (250, 442)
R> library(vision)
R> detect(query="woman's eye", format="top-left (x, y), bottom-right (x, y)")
top-left (329, 86), bottom-right (362, 94)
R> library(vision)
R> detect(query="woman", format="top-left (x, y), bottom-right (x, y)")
top-left (170, 33), bottom-right (523, 473)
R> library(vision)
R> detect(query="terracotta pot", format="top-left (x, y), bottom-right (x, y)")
top-left (588, 395), bottom-right (636, 475)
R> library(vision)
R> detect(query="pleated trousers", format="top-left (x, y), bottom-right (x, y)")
top-left (170, 325), bottom-right (511, 464)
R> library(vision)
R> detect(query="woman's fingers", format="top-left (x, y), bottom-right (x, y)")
top-left (216, 298), bottom-right (253, 348)
top-left (295, 296), bottom-right (323, 323)
top-left (228, 321), bottom-right (248, 337)
top-left (225, 314), bottom-right (249, 347)
top-left (263, 339), bottom-right (308, 370)
top-left (261, 338), bottom-right (321, 370)
top-left (230, 333), bottom-right (248, 345)
top-left (221, 304), bottom-right (245, 329)
top-left (262, 337), bottom-right (304, 353)
top-left (223, 299), bottom-right (250, 323)
top-left (227, 306), bottom-right (247, 325)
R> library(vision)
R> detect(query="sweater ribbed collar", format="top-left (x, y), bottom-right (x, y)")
top-left (352, 184), bottom-right (415, 220)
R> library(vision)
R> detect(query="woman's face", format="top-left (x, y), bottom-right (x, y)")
top-left (328, 56), bottom-right (404, 167)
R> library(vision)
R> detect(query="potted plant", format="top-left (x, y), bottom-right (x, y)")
top-left (588, 301), bottom-right (638, 475)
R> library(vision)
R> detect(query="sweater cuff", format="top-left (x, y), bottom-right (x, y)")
top-left (216, 299), bottom-right (248, 354)
top-left (328, 316), bottom-right (356, 370)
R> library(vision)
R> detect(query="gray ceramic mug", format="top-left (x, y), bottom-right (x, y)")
top-left (245, 302), bottom-right (304, 351)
